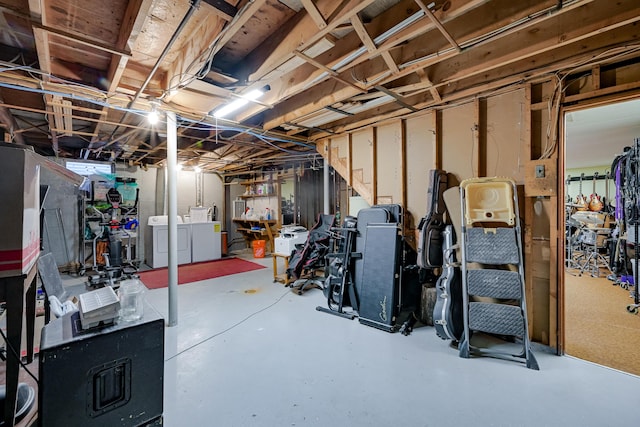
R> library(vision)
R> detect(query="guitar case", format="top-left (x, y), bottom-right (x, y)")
top-left (358, 222), bottom-right (402, 332)
top-left (417, 170), bottom-right (449, 269)
top-left (354, 207), bottom-right (391, 300)
top-left (433, 225), bottom-right (464, 341)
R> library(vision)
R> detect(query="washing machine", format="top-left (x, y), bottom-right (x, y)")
top-left (146, 215), bottom-right (192, 268)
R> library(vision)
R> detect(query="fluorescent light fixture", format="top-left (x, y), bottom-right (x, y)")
top-left (213, 87), bottom-right (268, 118)
top-left (65, 160), bottom-right (115, 176)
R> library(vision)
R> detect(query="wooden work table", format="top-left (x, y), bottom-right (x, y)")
top-left (232, 218), bottom-right (279, 253)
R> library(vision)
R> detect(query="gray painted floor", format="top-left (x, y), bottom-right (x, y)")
top-left (141, 254), bottom-right (636, 427)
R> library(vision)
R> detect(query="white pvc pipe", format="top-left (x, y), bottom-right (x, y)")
top-left (324, 158), bottom-right (330, 214)
top-left (166, 111), bottom-right (178, 326)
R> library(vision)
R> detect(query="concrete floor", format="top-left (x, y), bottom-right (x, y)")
top-left (138, 252), bottom-right (640, 427)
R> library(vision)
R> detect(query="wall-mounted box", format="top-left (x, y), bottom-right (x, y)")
top-left (525, 158), bottom-right (557, 197)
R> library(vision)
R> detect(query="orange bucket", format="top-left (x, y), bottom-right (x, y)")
top-left (252, 239), bottom-right (266, 258)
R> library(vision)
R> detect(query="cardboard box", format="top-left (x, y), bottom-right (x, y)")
top-left (0, 144), bottom-right (86, 278)
top-left (0, 145), bottom-right (40, 278)
top-left (20, 313), bottom-right (45, 358)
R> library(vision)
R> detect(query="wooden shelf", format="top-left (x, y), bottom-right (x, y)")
top-left (240, 178), bottom-right (274, 185)
top-left (232, 219), bottom-right (279, 253)
top-left (238, 194), bottom-right (276, 198)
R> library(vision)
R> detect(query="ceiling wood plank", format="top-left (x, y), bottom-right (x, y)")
top-left (350, 15), bottom-right (376, 52)
top-left (350, 14), bottom-right (399, 74)
top-left (201, 0), bottom-right (238, 22)
top-left (373, 85), bottom-right (419, 112)
top-left (293, 50), bottom-right (366, 93)
top-left (415, 69), bottom-right (441, 102)
top-left (428, 0), bottom-right (640, 86)
top-left (29, 0), bottom-right (59, 154)
top-left (94, 0), bottom-right (154, 143)
top-left (300, 0), bottom-right (327, 29)
top-left (415, 0), bottom-right (461, 52)
top-left (211, 0), bottom-right (269, 56)
top-left (33, 23), bottom-right (132, 57)
top-left (337, 0), bottom-right (492, 73)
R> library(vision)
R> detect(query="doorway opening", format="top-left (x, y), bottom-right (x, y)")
top-left (563, 98), bottom-right (640, 375)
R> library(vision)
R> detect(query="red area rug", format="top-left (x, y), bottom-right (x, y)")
top-left (138, 257), bottom-right (266, 289)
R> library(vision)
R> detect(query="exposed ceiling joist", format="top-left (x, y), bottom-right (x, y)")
top-left (0, 0), bottom-right (638, 174)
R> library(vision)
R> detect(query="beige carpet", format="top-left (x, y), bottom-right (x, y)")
top-left (565, 272), bottom-right (640, 375)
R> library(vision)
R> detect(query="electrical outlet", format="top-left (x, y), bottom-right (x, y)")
top-left (535, 165), bottom-right (545, 178)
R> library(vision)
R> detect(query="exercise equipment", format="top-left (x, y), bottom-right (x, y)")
top-left (287, 214), bottom-right (335, 295)
top-left (316, 216), bottom-right (359, 319)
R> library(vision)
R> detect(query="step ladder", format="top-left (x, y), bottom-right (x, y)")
top-left (457, 177), bottom-right (538, 370)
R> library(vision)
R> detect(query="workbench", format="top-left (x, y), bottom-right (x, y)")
top-left (232, 218), bottom-right (278, 253)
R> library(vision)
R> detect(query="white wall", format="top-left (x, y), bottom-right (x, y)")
top-left (565, 165), bottom-right (615, 207)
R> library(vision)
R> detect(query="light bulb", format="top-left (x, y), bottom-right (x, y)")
top-left (148, 110), bottom-right (159, 124)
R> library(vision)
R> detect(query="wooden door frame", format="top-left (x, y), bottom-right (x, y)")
top-left (557, 93), bottom-right (640, 355)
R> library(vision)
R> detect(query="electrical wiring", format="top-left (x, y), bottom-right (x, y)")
top-left (0, 325), bottom-right (39, 384)
top-left (176, 115), bottom-right (315, 148)
top-left (539, 43), bottom-right (640, 160)
top-left (164, 289), bottom-right (290, 362)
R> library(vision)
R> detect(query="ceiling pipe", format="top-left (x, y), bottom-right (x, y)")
top-left (108, 0), bottom-right (202, 140)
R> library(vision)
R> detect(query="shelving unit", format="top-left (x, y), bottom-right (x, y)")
top-left (237, 177), bottom-right (282, 220)
top-left (80, 181), bottom-right (140, 273)
top-left (232, 218), bottom-right (279, 253)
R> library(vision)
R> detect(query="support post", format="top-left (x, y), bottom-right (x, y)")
top-left (167, 111), bottom-right (178, 326)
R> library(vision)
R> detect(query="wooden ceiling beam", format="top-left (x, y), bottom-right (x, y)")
top-left (201, 0), bottom-right (238, 22)
top-left (246, 0), bottom-right (379, 82)
top-left (427, 0), bottom-right (640, 86)
top-left (373, 85), bottom-right (419, 112)
top-left (414, 0), bottom-right (461, 52)
top-left (244, 0), bottom-right (502, 127)
top-left (415, 69), bottom-right (441, 102)
top-left (235, 0), bottom-right (423, 123)
top-left (350, 14), bottom-right (399, 74)
top-left (93, 0), bottom-right (154, 143)
top-left (262, 0), bottom-right (631, 130)
top-left (336, 0), bottom-right (492, 73)
top-left (293, 51), bottom-right (366, 93)
top-left (300, 0), bottom-right (327, 29)
top-left (211, 0), bottom-right (269, 57)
